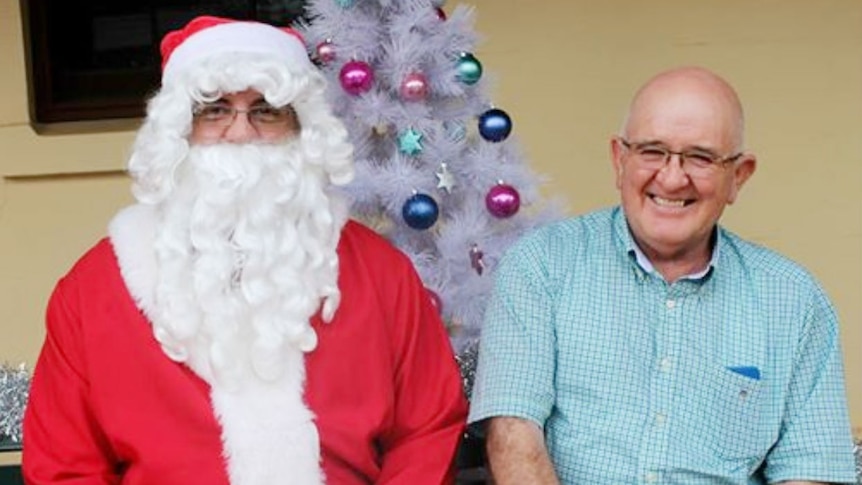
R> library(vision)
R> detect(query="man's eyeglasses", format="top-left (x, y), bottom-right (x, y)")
top-left (192, 101), bottom-right (298, 132)
top-left (618, 138), bottom-right (742, 178)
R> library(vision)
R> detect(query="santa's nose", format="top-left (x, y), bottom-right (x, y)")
top-left (222, 112), bottom-right (258, 144)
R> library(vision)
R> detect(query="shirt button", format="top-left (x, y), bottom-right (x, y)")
top-left (645, 471), bottom-right (658, 483)
top-left (660, 357), bottom-right (673, 372)
top-left (665, 299), bottom-right (676, 309)
top-left (655, 413), bottom-right (667, 426)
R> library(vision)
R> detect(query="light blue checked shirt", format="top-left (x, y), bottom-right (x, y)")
top-left (469, 206), bottom-right (856, 484)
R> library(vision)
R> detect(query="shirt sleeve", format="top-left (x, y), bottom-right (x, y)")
top-left (376, 259), bottom-right (468, 485)
top-left (22, 278), bottom-right (120, 484)
top-left (763, 286), bottom-right (857, 484)
top-left (468, 233), bottom-right (557, 428)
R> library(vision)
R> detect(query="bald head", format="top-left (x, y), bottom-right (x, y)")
top-left (621, 67), bottom-right (745, 152)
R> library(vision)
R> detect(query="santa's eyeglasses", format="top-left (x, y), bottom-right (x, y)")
top-left (192, 101), bottom-right (298, 131)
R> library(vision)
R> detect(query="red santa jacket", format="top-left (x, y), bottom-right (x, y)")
top-left (23, 206), bottom-right (467, 485)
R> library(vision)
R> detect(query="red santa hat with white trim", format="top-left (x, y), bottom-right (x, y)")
top-left (159, 15), bottom-right (313, 85)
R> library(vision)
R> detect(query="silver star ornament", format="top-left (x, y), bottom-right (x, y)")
top-left (435, 162), bottom-right (456, 193)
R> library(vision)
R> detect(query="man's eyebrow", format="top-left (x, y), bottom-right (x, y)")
top-left (630, 139), bottom-right (665, 147)
top-left (209, 96), bottom-right (269, 105)
top-left (683, 144), bottom-right (720, 155)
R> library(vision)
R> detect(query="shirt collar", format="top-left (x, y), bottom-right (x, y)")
top-left (612, 207), bottom-right (719, 282)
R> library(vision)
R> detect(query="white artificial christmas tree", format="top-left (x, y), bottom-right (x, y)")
top-left (301, 0), bottom-right (561, 356)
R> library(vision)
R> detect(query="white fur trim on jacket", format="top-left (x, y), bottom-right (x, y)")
top-left (108, 205), bottom-right (324, 485)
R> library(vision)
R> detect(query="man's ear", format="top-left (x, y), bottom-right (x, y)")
top-left (727, 153), bottom-right (757, 205)
top-left (610, 137), bottom-right (625, 190)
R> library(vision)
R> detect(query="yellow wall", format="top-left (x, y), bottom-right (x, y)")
top-left (0, 1), bottom-right (859, 467)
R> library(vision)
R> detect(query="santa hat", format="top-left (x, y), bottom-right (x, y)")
top-left (160, 16), bottom-right (313, 84)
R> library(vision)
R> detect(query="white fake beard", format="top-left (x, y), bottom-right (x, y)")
top-left (149, 141), bottom-right (346, 391)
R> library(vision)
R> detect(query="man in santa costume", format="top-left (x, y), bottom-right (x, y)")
top-left (23, 16), bottom-right (467, 485)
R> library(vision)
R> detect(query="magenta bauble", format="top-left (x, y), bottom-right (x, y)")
top-left (339, 60), bottom-right (374, 95)
top-left (485, 183), bottom-right (521, 218)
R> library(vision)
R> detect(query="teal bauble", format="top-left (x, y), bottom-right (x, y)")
top-left (456, 53), bottom-right (482, 85)
top-left (334, 0), bottom-right (354, 7)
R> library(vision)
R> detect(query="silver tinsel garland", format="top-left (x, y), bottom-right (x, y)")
top-left (855, 436), bottom-right (861, 484)
top-left (455, 340), bottom-right (478, 400)
top-left (0, 363), bottom-right (30, 443)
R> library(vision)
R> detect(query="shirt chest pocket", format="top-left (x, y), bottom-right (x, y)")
top-left (700, 367), bottom-right (774, 462)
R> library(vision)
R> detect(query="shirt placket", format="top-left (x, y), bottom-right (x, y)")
top-left (638, 279), bottom-right (688, 484)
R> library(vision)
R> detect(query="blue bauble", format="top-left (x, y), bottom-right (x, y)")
top-left (402, 193), bottom-right (439, 230)
top-left (478, 108), bottom-right (512, 142)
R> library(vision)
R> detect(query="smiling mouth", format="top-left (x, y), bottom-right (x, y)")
top-left (649, 194), bottom-right (694, 207)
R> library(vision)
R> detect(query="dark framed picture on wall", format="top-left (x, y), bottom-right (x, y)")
top-left (21, 0), bottom-right (307, 124)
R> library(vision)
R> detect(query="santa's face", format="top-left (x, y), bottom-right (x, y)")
top-left (189, 89), bottom-right (301, 145)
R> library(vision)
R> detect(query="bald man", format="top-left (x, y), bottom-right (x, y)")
top-left (468, 67), bottom-right (857, 484)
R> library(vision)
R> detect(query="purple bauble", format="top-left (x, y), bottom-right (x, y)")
top-left (339, 60), bottom-right (374, 95)
top-left (400, 72), bottom-right (429, 102)
top-left (485, 183), bottom-right (521, 218)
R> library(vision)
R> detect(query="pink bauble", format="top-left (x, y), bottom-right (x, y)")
top-left (316, 40), bottom-right (336, 64)
top-left (339, 60), bottom-right (374, 95)
top-left (485, 183), bottom-right (521, 218)
top-left (400, 72), bottom-right (429, 102)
